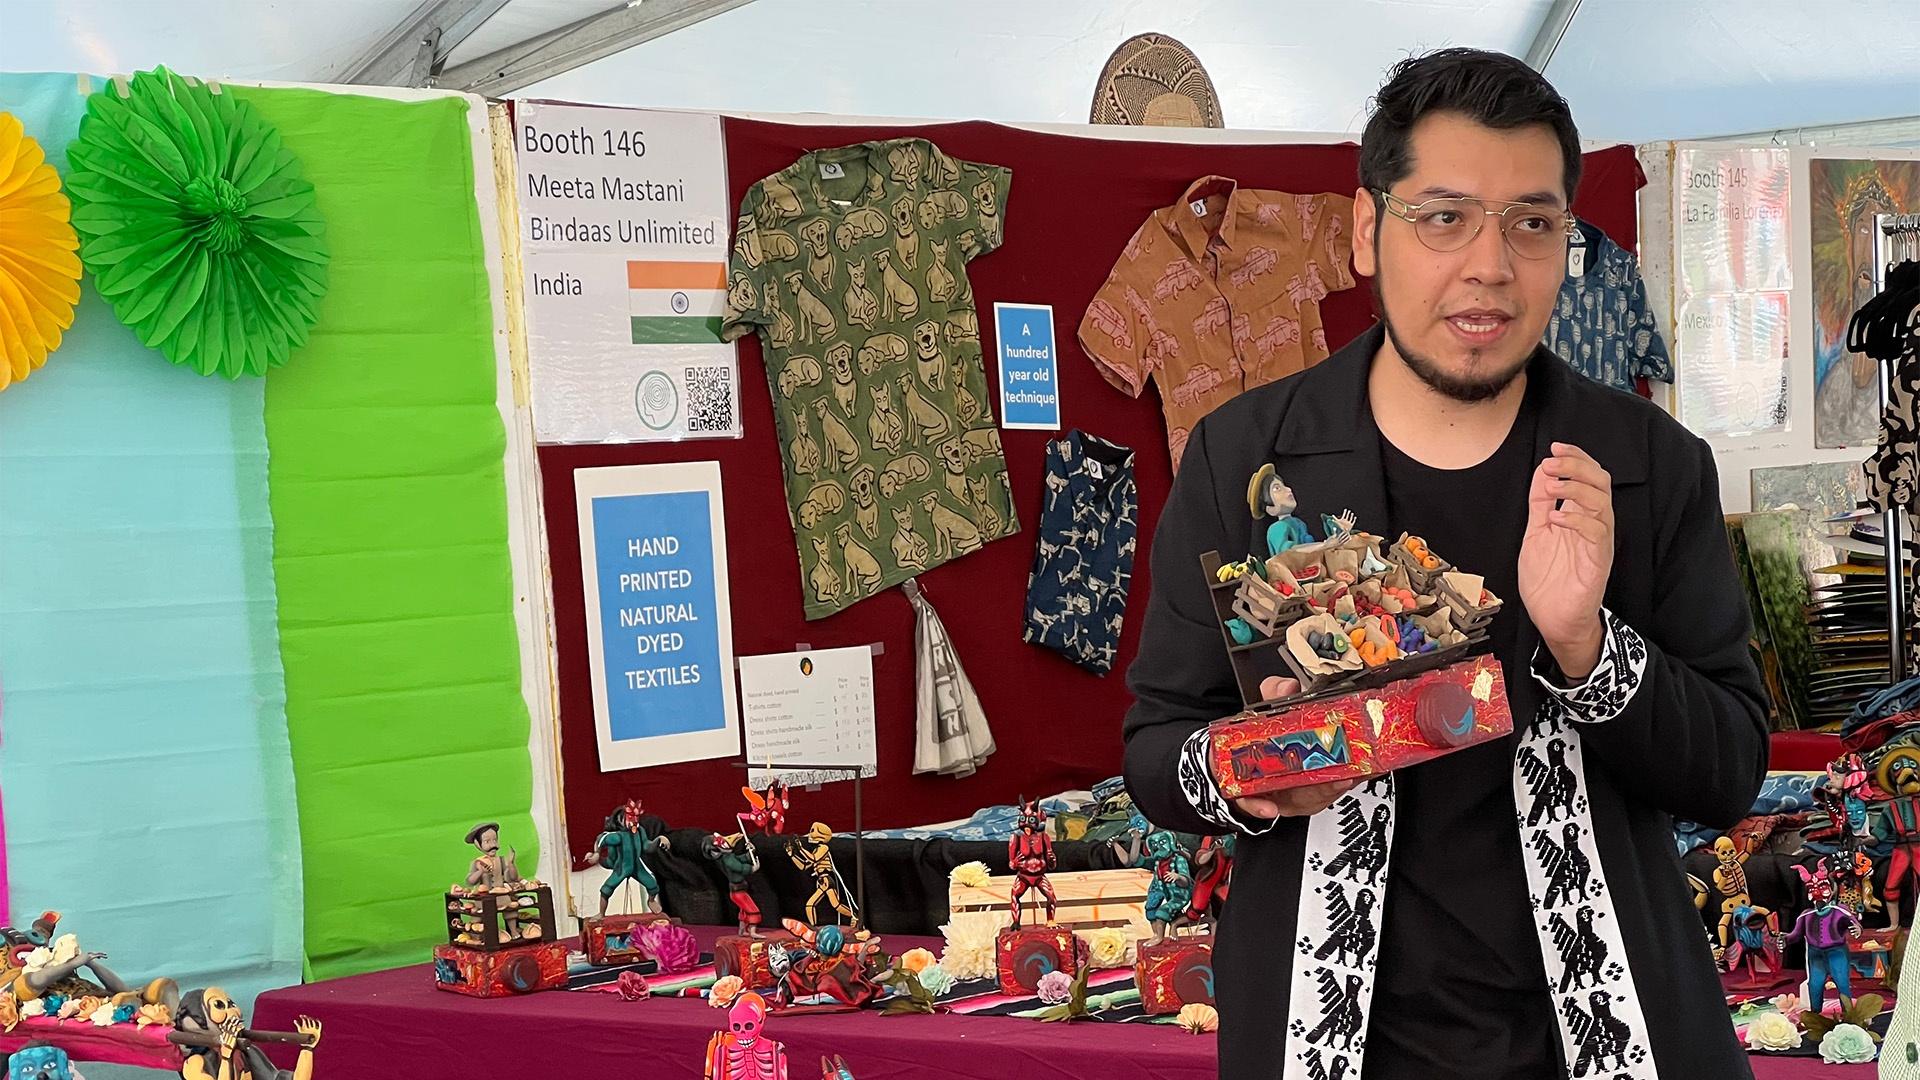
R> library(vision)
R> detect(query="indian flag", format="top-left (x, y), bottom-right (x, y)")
top-left (628, 261), bottom-right (727, 344)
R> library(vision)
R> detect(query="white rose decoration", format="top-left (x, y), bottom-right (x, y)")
top-left (1744, 1011), bottom-right (1803, 1052)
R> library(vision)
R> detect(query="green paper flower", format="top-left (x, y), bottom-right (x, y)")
top-left (65, 67), bottom-right (328, 378)
top-left (1822, 1022), bottom-right (1879, 1064)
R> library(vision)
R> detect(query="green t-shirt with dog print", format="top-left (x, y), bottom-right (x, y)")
top-left (724, 138), bottom-right (1019, 619)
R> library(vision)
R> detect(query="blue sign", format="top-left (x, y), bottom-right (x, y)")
top-left (994, 302), bottom-right (1061, 430)
top-left (589, 489), bottom-right (726, 741)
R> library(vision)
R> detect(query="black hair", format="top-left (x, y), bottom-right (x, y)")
top-left (1359, 48), bottom-right (1582, 204)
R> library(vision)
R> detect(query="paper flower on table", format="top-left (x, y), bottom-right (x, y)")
top-left (1744, 1011), bottom-right (1802, 1052)
top-left (0, 992), bottom-right (19, 1033)
top-left (949, 862), bottom-right (992, 888)
top-left (636, 922), bottom-right (699, 973)
top-left (615, 971), bottom-right (651, 1002)
top-left (898, 948), bottom-right (936, 976)
top-left (914, 963), bottom-right (956, 997)
top-left (135, 1002), bottom-right (172, 1028)
top-left (1078, 927), bottom-right (1133, 970)
top-left (0, 112), bottom-right (81, 392)
top-left (1822, 1022), bottom-right (1878, 1064)
top-left (937, 918), bottom-right (997, 981)
top-left (18, 998), bottom-right (45, 1020)
top-left (707, 975), bottom-right (744, 1009)
top-left (63, 66), bottom-right (328, 379)
top-left (1768, 993), bottom-right (1803, 1023)
top-left (1177, 1003), bottom-right (1219, 1034)
top-left (1036, 970), bottom-right (1074, 1005)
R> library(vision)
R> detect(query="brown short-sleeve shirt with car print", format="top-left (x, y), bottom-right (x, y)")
top-left (724, 138), bottom-right (1018, 620)
top-left (1077, 177), bottom-right (1355, 470)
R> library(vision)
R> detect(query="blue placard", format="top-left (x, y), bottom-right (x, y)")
top-left (589, 489), bottom-right (727, 740)
top-left (994, 302), bottom-right (1061, 430)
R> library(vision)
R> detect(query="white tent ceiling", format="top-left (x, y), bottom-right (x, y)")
top-left (4, 0), bottom-right (1917, 142)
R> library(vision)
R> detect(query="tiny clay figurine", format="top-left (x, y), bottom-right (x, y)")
top-left (1143, 829), bottom-right (1194, 944)
top-left (706, 832), bottom-right (766, 937)
top-left (738, 779), bottom-right (792, 837)
top-left (1708, 836), bottom-right (1772, 964)
top-left (1882, 753), bottom-right (1920, 925)
top-left (1246, 464), bottom-right (1354, 558)
top-left (1006, 797), bottom-right (1057, 930)
top-left (1779, 863), bottom-right (1862, 1015)
top-left (173, 988), bottom-right (322, 1080)
top-left (0, 916), bottom-right (178, 1011)
top-left (584, 798), bottom-right (671, 917)
top-left (1809, 753), bottom-right (1872, 845)
top-left (786, 823), bottom-right (858, 927)
top-left (1181, 834), bottom-right (1235, 933)
top-left (8, 1043), bottom-right (83, 1080)
top-left (464, 822), bottom-right (520, 889)
top-left (774, 919), bottom-right (887, 1010)
top-left (817, 1056), bottom-right (855, 1080)
top-left (703, 991), bottom-right (789, 1080)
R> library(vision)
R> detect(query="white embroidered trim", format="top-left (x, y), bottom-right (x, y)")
top-left (1531, 608), bottom-right (1650, 725)
top-left (1178, 725), bottom-right (1283, 836)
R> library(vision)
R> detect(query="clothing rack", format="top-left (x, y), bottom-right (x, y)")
top-left (1877, 212), bottom-right (1920, 681)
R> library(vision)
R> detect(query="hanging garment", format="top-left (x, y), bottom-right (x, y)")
top-left (1022, 431), bottom-right (1138, 674)
top-left (724, 139), bottom-right (1019, 619)
top-left (1857, 258), bottom-right (1920, 669)
top-left (1544, 219), bottom-right (1672, 394)
top-left (1078, 176), bottom-right (1354, 469)
top-left (905, 578), bottom-right (995, 778)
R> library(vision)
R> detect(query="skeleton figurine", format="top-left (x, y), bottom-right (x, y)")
top-left (585, 798), bottom-right (672, 917)
top-left (1006, 797), bottom-right (1057, 930)
top-left (703, 991), bottom-right (789, 1080)
top-left (1143, 829), bottom-right (1194, 944)
top-left (1709, 836), bottom-right (1773, 970)
top-left (786, 822), bottom-right (858, 926)
top-left (174, 988), bottom-right (323, 1080)
top-left (1247, 463), bottom-right (1354, 558)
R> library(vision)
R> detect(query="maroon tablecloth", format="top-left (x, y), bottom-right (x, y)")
top-left (251, 926), bottom-right (1865, 1079)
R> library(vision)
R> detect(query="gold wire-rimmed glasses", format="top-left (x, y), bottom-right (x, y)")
top-left (1373, 189), bottom-right (1576, 261)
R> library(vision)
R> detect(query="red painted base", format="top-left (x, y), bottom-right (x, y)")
top-left (714, 930), bottom-right (799, 991)
top-left (581, 912), bottom-right (674, 966)
top-left (1135, 935), bottom-right (1215, 1015)
top-left (432, 941), bottom-right (568, 997)
top-left (995, 924), bottom-right (1082, 997)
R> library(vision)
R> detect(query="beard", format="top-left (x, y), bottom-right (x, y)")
top-left (1372, 273), bottom-right (1531, 404)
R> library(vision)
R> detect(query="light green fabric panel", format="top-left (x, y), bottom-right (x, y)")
top-left (238, 86), bottom-right (535, 979)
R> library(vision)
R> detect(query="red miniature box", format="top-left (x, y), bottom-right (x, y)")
top-left (1135, 935), bottom-right (1215, 1015)
top-left (581, 912), bottom-right (674, 966)
top-left (1208, 655), bottom-right (1513, 797)
top-left (995, 924), bottom-right (1083, 997)
top-left (433, 941), bottom-right (568, 997)
top-left (713, 930), bottom-right (798, 991)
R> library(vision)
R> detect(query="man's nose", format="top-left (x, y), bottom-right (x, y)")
top-left (1461, 215), bottom-right (1517, 286)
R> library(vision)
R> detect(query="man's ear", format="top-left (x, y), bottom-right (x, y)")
top-left (1352, 187), bottom-right (1378, 279)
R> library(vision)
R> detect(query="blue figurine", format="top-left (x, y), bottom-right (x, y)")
top-left (1247, 465), bottom-right (1355, 558)
top-left (1142, 829), bottom-right (1193, 944)
top-left (8, 1042), bottom-right (81, 1080)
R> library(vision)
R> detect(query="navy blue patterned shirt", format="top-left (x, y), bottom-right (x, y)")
top-left (1544, 220), bottom-right (1672, 393)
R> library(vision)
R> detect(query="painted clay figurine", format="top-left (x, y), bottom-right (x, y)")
top-left (1246, 464), bottom-right (1354, 558)
top-left (585, 798), bottom-right (672, 917)
top-left (1708, 836), bottom-right (1772, 964)
top-left (0, 916), bottom-right (178, 1011)
top-left (706, 832), bottom-right (766, 937)
top-left (1779, 863), bottom-right (1861, 1015)
top-left (1882, 754), bottom-right (1920, 925)
top-left (786, 823), bottom-right (858, 927)
top-left (739, 780), bottom-right (792, 837)
top-left (703, 990), bottom-right (789, 1080)
top-left (174, 988), bottom-right (322, 1080)
top-left (1006, 797), bottom-right (1057, 929)
top-left (1181, 834), bottom-right (1235, 933)
top-left (1143, 829), bottom-right (1194, 944)
top-left (463, 822), bottom-right (520, 889)
top-left (8, 1042), bottom-right (84, 1080)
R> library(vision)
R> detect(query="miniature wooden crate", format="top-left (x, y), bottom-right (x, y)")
top-left (444, 884), bottom-right (557, 951)
top-left (947, 868), bottom-right (1153, 941)
top-left (1435, 575), bottom-right (1503, 634)
top-left (713, 930), bottom-right (799, 991)
top-left (995, 924), bottom-right (1083, 996)
top-left (582, 912), bottom-right (674, 966)
top-left (1388, 535), bottom-right (1451, 593)
top-left (1231, 573), bottom-right (1306, 637)
top-left (1209, 655), bottom-right (1513, 798)
top-left (1135, 934), bottom-right (1215, 1014)
top-left (433, 941), bottom-right (568, 997)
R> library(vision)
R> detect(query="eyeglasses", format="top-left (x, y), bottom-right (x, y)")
top-left (1372, 189), bottom-right (1576, 261)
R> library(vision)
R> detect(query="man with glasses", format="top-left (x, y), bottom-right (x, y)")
top-left (1123, 48), bottom-right (1766, 1079)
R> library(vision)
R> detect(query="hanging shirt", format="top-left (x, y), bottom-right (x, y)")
top-left (724, 138), bottom-right (1019, 619)
top-left (1077, 176), bottom-right (1354, 469)
top-left (1544, 219), bottom-right (1672, 394)
top-left (1023, 431), bottom-right (1139, 675)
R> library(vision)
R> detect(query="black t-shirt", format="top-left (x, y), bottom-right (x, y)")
top-left (1363, 382), bottom-right (1562, 1079)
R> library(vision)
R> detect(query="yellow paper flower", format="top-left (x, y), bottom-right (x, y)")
top-left (0, 991), bottom-right (20, 1033)
top-left (1177, 1003), bottom-right (1219, 1033)
top-left (898, 948), bottom-right (936, 975)
top-left (1744, 1010), bottom-right (1802, 1052)
top-left (949, 861), bottom-right (992, 888)
top-left (707, 976), bottom-right (744, 1009)
top-left (0, 111), bottom-right (82, 392)
top-left (937, 917), bottom-right (998, 981)
top-left (136, 1003), bottom-right (172, 1028)
top-left (1078, 927), bottom-right (1133, 970)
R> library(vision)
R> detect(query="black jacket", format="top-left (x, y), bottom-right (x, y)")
top-left (1123, 324), bottom-right (1768, 1078)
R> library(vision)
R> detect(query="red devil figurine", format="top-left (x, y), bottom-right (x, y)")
top-left (1007, 797), bottom-right (1057, 930)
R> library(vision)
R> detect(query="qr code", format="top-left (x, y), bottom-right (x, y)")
top-left (685, 365), bottom-right (735, 433)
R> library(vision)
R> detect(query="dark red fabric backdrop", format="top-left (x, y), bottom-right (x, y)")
top-left (538, 117), bottom-right (1644, 856)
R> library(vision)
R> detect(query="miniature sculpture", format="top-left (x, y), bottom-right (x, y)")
top-left (707, 832), bottom-right (767, 938)
top-left (0, 914), bottom-right (178, 1011)
top-left (1181, 834), bottom-right (1235, 933)
top-left (7, 1043), bottom-right (82, 1080)
top-left (786, 823), bottom-right (857, 927)
top-left (1708, 836), bottom-right (1773, 966)
top-left (1780, 863), bottom-right (1862, 1015)
top-left (585, 798), bottom-right (671, 916)
top-left (703, 991), bottom-right (790, 1080)
top-left (1006, 797), bottom-right (1057, 930)
top-left (1246, 464), bottom-right (1353, 557)
top-left (464, 821), bottom-right (519, 889)
top-left (773, 919), bottom-right (887, 1010)
top-left (738, 780), bottom-right (792, 837)
top-left (1883, 753), bottom-right (1920, 925)
top-left (1143, 829), bottom-right (1194, 944)
top-left (172, 988), bottom-right (322, 1080)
